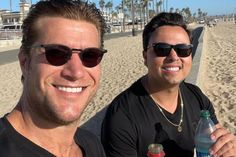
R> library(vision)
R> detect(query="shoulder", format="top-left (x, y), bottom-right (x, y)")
top-left (0, 116), bottom-right (8, 138)
top-left (102, 77), bottom-right (149, 133)
top-left (0, 117), bottom-right (4, 132)
top-left (0, 116), bottom-right (19, 156)
top-left (181, 81), bottom-right (202, 93)
top-left (75, 128), bottom-right (106, 157)
top-left (75, 128), bottom-right (100, 144)
top-left (180, 81), bottom-right (210, 105)
top-left (180, 81), bottom-right (208, 101)
top-left (103, 78), bottom-right (147, 129)
top-left (181, 82), bottom-right (218, 124)
top-left (107, 78), bottom-right (144, 113)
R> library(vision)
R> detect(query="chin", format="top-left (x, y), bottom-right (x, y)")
top-left (54, 114), bottom-right (81, 125)
top-left (42, 106), bottom-right (82, 125)
top-left (61, 108), bottom-right (84, 123)
top-left (166, 79), bottom-right (183, 86)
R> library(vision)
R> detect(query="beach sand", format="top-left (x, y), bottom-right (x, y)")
top-left (198, 21), bottom-right (236, 135)
top-left (0, 62), bottom-right (22, 114)
top-left (0, 22), bottom-right (235, 137)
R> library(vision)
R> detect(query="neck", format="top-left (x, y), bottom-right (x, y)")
top-left (7, 100), bottom-right (82, 157)
top-left (142, 75), bottom-right (180, 113)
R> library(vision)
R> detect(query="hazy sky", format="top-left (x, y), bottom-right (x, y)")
top-left (1, 0), bottom-right (236, 16)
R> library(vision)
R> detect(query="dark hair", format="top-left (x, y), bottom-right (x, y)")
top-left (142, 12), bottom-right (192, 51)
top-left (21, 0), bottom-right (106, 54)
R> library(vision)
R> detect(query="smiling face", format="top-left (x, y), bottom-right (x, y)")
top-left (143, 25), bottom-right (192, 88)
top-left (20, 17), bottom-right (101, 125)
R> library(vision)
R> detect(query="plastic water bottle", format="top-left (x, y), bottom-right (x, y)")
top-left (195, 110), bottom-right (216, 157)
top-left (147, 143), bottom-right (165, 157)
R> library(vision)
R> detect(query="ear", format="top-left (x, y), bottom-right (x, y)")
top-left (18, 48), bottom-right (30, 79)
top-left (142, 50), bottom-right (147, 66)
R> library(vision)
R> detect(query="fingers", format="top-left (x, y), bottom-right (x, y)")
top-left (210, 127), bottom-right (236, 157)
top-left (212, 139), bottom-right (236, 157)
top-left (211, 127), bottom-right (228, 140)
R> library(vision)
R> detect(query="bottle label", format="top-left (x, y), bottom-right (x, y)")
top-left (147, 152), bottom-right (164, 157)
top-left (196, 151), bottom-right (212, 157)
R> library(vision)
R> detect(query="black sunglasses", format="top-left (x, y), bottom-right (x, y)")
top-left (148, 42), bottom-right (193, 57)
top-left (33, 44), bottom-right (107, 67)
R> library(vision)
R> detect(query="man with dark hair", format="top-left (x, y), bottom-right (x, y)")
top-left (0, 0), bottom-right (107, 156)
top-left (102, 12), bottom-right (236, 157)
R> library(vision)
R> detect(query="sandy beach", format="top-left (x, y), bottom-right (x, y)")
top-left (0, 21), bottom-right (235, 137)
top-left (198, 21), bottom-right (236, 135)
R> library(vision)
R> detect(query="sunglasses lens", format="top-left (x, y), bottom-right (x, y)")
top-left (80, 48), bottom-right (104, 67)
top-left (153, 43), bottom-right (171, 57)
top-left (45, 45), bottom-right (70, 66)
top-left (175, 45), bottom-right (192, 57)
top-left (152, 43), bottom-right (192, 57)
top-left (42, 45), bottom-right (106, 67)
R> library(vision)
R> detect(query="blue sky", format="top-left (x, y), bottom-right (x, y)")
top-left (0, 0), bottom-right (236, 15)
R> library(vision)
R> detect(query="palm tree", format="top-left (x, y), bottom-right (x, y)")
top-left (131, 0), bottom-right (135, 35)
top-left (124, 0), bottom-right (132, 16)
top-left (165, 0), bottom-right (168, 12)
top-left (150, 0), bottom-right (154, 14)
top-left (156, 0), bottom-right (162, 13)
top-left (193, 12), bottom-right (196, 20)
top-left (148, 1), bottom-right (155, 18)
top-left (115, 4), bottom-right (121, 13)
top-left (121, 0), bottom-right (127, 32)
top-left (9, 0), bottom-right (13, 23)
top-left (99, 0), bottom-right (105, 13)
top-left (141, 0), bottom-right (149, 22)
top-left (162, 0), bottom-right (164, 12)
top-left (175, 8), bottom-right (180, 13)
top-left (136, 0), bottom-right (144, 28)
top-left (105, 1), bottom-right (113, 22)
top-left (111, 10), bottom-right (118, 25)
top-left (107, 1), bottom-right (113, 14)
top-left (197, 8), bottom-right (203, 19)
top-left (105, 3), bottom-right (109, 13)
top-left (169, 7), bottom-right (174, 13)
top-left (184, 7), bottom-right (192, 22)
top-left (202, 12), bottom-right (208, 20)
top-left (180, 7), bottom-right (192, 23)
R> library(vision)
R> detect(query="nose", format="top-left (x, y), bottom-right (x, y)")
top-left (61, 53), bottom-right (85, 81)
top-left (166, 48), bottom-right (179, 61)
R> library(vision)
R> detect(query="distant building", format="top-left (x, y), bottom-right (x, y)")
top-left (0, 2), bottom-right (30, 28)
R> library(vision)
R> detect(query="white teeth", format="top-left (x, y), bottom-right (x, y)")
top-left (57, 86), bottom-right (82, 93)
top-left (164, 67), bottom-right (179, 71)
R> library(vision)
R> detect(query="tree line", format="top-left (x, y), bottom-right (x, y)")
top-left (96, 0), bottom-right (208, 24)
